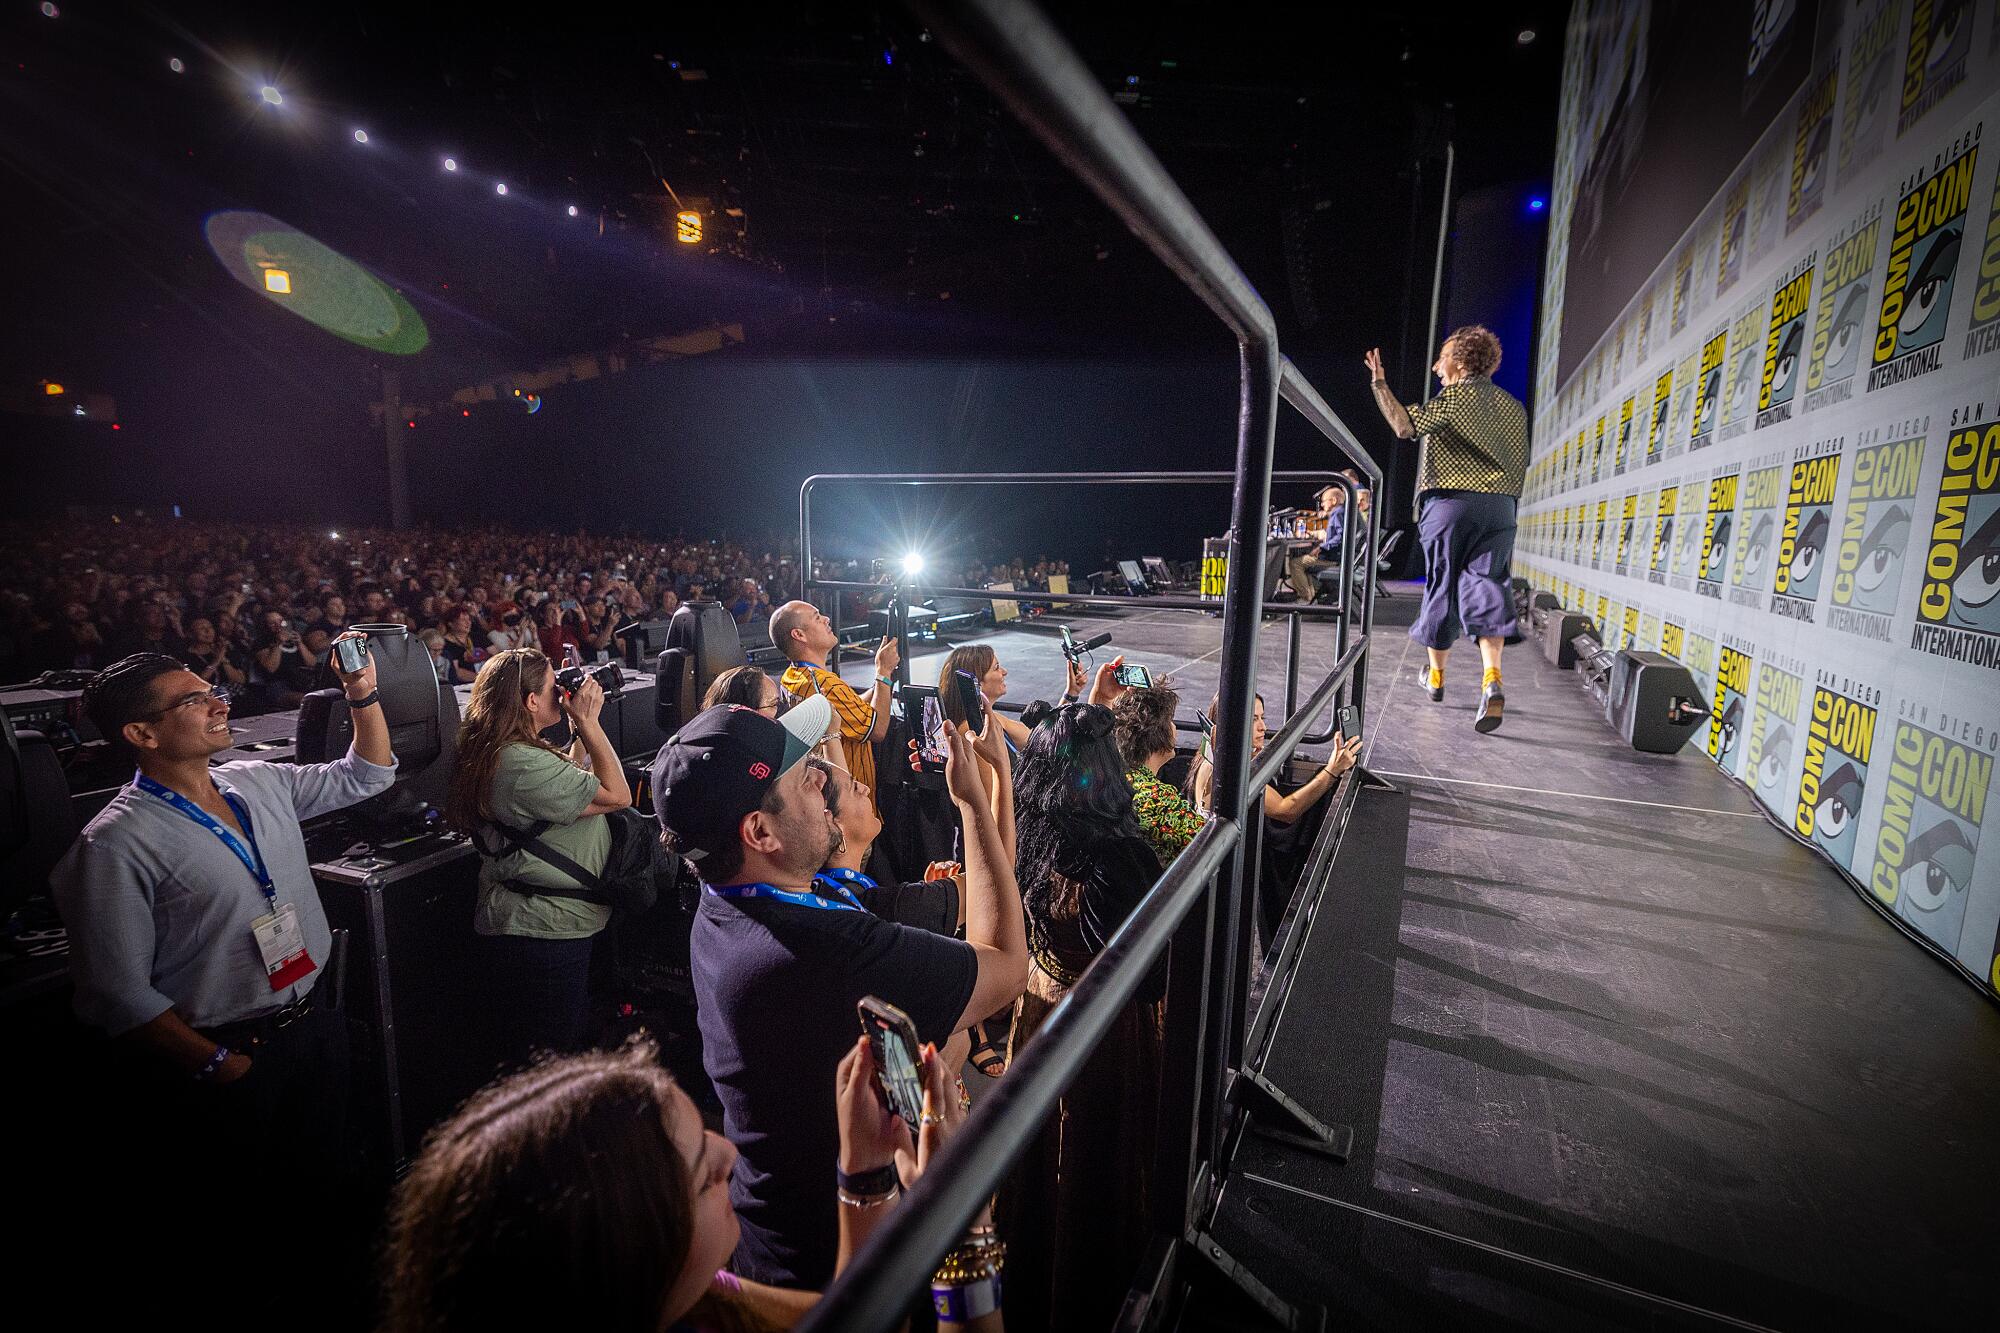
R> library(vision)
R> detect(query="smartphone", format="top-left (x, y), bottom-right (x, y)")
top-left (908, 685), bottom-right (948, 772)
top-left (1336, 704), bottom-right (1360, 739)
top-left (858, 996), bottom-right (926, 1131)
top-left (1060, 625), bottom-right (1077, 658)
top-left (1195, 709), bottom-right (1213, 735)
top-left (564, 644), bottom-right (585, 671)
top-left (1114, 662), bottom-right (1153, 689)
top-left (950, 668), bottom-right (985, 723)
top-left (333, 635), bottom-right (370, 674)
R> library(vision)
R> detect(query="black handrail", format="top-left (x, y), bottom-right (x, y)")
top-left (796, 2), bottom-right (1385, 1327)
top-left (796, 820), bottom-right (1241, 1332)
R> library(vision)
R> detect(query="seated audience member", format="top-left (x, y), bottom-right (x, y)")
top-left (439, 606), bottom-right (482, 683)
top-left (702, 664), bottom-right (786, 715)
top-left (51, 643), bottom-right (394, 1309)
top-left (381, 1038), bottom-right (1000, 1333)
top-left (181, 616), bottom-right (246, 688)
top-left (537, 600), bottom-right (585, 663)
top-left (250, 608), bottom-right (319, 710)
top-left (418, 628), bottom-right (451, 681)
top-left (653, 699), bottom-right (1026, 1289)
top-left (110, 598), bottom-right (185, 659)
top-left (487, 609), bottom-right (534, 654)
top-left (769, 599), bottom-right (898, 809)
top-left (446, 648), bottom-right (632, 1068)
top-left (729, 577), bottom-right (772, 626)
top-left (999, 700), bottom-right (1169, 1333)
top-left (311, 593), bottom-right (348, 641)
top-left (37, 600), bottom-right (107, 671)
top-left (579, 594), bottom-right (620, 657)
top-left (1187, 692), bottom-right (1363, 823)
top-left (937, 644), bottom-right (1086, 756)
top-left (1111, 684), bottom-right (1206, 863)
top-left (816, 756), bottom-right (967, 942)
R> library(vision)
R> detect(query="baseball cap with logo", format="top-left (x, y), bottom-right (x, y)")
top-left (650, 695), bottom-right (833, 863)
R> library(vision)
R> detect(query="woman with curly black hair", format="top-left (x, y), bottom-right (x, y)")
top-left (998, 700), bottom-right (1167, 1333)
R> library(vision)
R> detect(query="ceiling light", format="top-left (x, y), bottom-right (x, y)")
top-left (443, 157), bottom-right (458, 172)
top-left (353, 128), bottom-right (369, 144)
top-left (259, 85), bottom-right (283, 106)
top-left (495, 182), bottom-right (507, 195)
top-left (567, 205), bottom-right (579, 217)
top-left (169, 57), bottom-right (185, 74)
top-left (1517, 29), bottom-right (1537, 45)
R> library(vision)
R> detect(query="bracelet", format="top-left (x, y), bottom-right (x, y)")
top-left (875, 675), bottom-right (894, 687)
top-left (837, 1185), bottom-right (901, 1209)
top-left (933, 1235), bottom-right (1006, 1285)
top-left (836, 1162), bottom-right (900, 1197)
top-left (195, 1044), bottom-right (231, 1081)
top-left (345, 690), bottom-right (381, 709)
top-left (931, 1273), bottom-right (1003, 1322)
top-left (1371, 377), bottom-right (1387, 386)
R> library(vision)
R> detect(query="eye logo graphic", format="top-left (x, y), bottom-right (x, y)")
top-left (1787, 68), bottom-right (1839, 235)
top-left (1700, 472), bottom-right (1739, 591)
top-left (1691, 329), bottom-right (1727, 449)
top-left (1837, 0), bottom-right (1901, 179)
top-left (1757, 260), bottom-right (1815, 427)
top-left (1795, 685), bottom-right (1878, 872)
top-left (1746, 663), bottom-right (1803, 817)
top-left (1709, 647), bottom-right (1752, 773)
top-left (1870, 719), bottom-right (1991, 959)
top-left (1772, 450), bottom-right (1842, 619)
top-left (1868, 136), bottom-right (1976, 391)
top-left (1804, 215), bottom-right (1881, 414)
top-left (1648, 368), bottom-right (1673, 463)
top-left (1911, 415), bottom-right (2000, 670)
top-left (1830, 431), bottom-right (1925, 643)
top-left (1896, 0), bottom-right (1972, 136)
top-left (1734, 465), bottom-right (1786, 592)
top-left (1650, 485), bottom-right (1678, 580)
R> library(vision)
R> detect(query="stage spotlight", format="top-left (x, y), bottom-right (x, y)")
top-left (329, 531), bottom-right (340, 540)
top-left (676, 209), bottom-right (702, 243)
top-left (206, 209), bottom-right (429, 354)
top-left (43, 382), bottom-right (63, 395)
top-left (259, 85), bottom-right (283, 107)
top-left (1528, 196), bottom-right (1546, 212)
top-left (73, 404), bottom-right (86, 416)
top-left (443, 156), bottom-right (458, 172)
top-left (900, 552), bottom-right (926, 577)
top-left (169, 58), bottom-right (185, 74)
top-left (495, 182), bottom-right (507, 195)
top-left (567, 204), bottom-right (579, 217)
top-left (1517, 29), bottom-right (1537, 45)
top-left (353, 128), bottom-right (369, 144)
top-left (40, 2), bottom-right (57, 17)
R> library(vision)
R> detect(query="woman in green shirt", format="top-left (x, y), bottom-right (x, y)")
top-left (446, 648), bottom-right (631, 1069)
top-left (1110, 685), bottom-right (1205, 863)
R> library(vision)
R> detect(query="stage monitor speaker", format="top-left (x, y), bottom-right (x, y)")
top-left (655, 601), bottom-right (746, 736)
top-left (1605, 650), bottom-right (1706, 754)
top-left (1541, 612), bottom-right (1596, 668)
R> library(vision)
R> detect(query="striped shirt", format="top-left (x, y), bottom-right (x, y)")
top-left (782, 661), bottom-right (878, 801)
top-left (1407, 374), bottom-right (1530, 515)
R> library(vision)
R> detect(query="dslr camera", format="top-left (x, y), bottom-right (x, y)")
top-left (556, 660), bottom-right (625, 696)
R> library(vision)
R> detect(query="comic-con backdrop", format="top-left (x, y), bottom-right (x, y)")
top-left (1525, 0), bottom-right (2000, 1000)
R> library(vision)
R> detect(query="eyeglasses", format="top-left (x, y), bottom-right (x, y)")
top-left (142, 686), bottom-right (231, 720)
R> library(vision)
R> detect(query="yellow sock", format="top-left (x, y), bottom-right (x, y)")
top-left (1426, 666), bottom-right (1443, 688)
top-left (1482, 667), bottom-right (1502, 688)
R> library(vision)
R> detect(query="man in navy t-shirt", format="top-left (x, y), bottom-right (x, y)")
top-left (653, 699), bottom-right (1027, 1290)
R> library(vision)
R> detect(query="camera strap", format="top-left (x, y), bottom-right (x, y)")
top-left (476, 818), bottom-right (614, 906)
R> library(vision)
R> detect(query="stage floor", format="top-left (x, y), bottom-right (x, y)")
top-left (1204, 584), bottom-right (2000, 1329)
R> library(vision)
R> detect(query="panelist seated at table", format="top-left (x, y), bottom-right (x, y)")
top-left (1284, 474), bottom-right (1371, 605)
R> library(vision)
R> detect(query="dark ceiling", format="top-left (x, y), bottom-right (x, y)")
top-left (1, 1), bottom-right (1565, 406)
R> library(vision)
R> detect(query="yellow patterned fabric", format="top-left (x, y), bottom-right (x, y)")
top-left (1408, 374), bottom-right (1530, 512)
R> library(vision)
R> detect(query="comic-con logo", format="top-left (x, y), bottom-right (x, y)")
top-left (1616, 395), bottom-right (1636, 473)
top-left (1616, 492), bottom-right (1638, 572)
top-left (1830, 430), bottom-right (1925, 641)
top-left (1803, 214), bottom-right (1882, 412)
top-left (1756, 260), bottom-right (1814, 427)
top-left (1795, 685), bottom-right (1878, 871)
top-left (1734, 464), bottom-right (1786, 592)
top-left (1772, 449), bottom-right (1841, 619)
top-left (1787, 67), bottom-right (1837, 235)
top-left (1720, 301), bottom-right (1766, 437)
top-left (1871, 720), bottom-right (1992, 956)
top-left (1838, 0), bottom-right (1902, 179)
top-left (1897, 0), bottom-right (1973, 136)
top-left (1912, 415), bottom-right (2000, 669)
top-left (1746, 662), bottom-right (1804, 814)
top-left (1868, 132), bottom-right (1976, 391)
top-left (1718, 176), bottom-right (1751, 297)
top-left (1648, 368), bottom-right (1673, 464)
top-left (1650, 484), bottom-right (1677, 580)
top-left (1962, 164), bottom-right (2000, 360)
top-left (1690, 329), bottom-right (1726, 448)
top-left (1698, 472), bottom-right (1739, 593)
top-left (1709, 646), bottom-right (1752, 773)
top-left (1592, 498), bottom-right (1610, 568)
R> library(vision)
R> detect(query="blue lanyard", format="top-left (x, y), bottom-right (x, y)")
top-left (814, 867), bottom-right (877, 896)
top-left (134, 774), bottom-right (277, 907)
top-left (703, 879), bottom-right (866, 912)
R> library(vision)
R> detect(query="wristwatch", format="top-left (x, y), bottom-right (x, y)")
top-left (346, 690), bottom-right (382, 710)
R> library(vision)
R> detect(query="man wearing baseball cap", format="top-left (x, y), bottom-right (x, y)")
top-left (654, 698), bottom-right (1027, 1290)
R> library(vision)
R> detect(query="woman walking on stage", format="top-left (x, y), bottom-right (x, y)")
top-left (1365, 325), bottom-right (1528, 733)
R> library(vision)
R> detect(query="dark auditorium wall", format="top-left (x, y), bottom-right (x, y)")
top-left (1521, 0), bottom-right (2000, 999)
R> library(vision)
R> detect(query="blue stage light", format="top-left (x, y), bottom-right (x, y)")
top-left (1528, 197), bottom-right (1546, 212)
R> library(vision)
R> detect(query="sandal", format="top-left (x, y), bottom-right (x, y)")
top-left (966, 1010), bottom-right (1010, 1078)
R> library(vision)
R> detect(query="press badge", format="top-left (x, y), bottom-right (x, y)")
top-left (251, 905), bottom-right (317, 991)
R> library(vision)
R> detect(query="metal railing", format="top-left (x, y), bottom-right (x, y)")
top-left (796, 2), bottom-right (1384, 1328)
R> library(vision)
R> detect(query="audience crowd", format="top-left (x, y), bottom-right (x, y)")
top-left (24, 518), bottom-right (1346, 1333)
